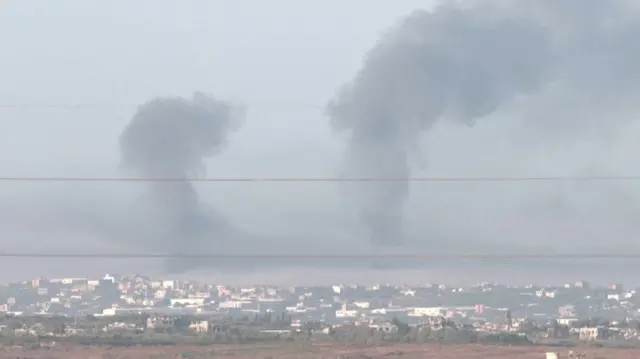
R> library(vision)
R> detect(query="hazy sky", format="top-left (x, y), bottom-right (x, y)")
top-left (1, 0), bottom-right (640, 284)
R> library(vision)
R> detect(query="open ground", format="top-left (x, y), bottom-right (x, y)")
top-left (0, 343), bottom-right (638, 359)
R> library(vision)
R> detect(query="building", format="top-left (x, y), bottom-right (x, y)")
top-left (188, 320), bottom-right (209, 333)
top-left (409, 307), bottom-right (447, 317)
top-left (579, 327), bottom-right (607, 341)
top-left (556, 317), bottom-right (578, 327)
top-left (146, 315), bottom-right (177, 330)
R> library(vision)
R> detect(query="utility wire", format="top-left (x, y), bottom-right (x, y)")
top-left (0, 253), bottom-right (637, 259)
top-left (0, 103), bottom-right (325, 109)
top-left (0, 176), bottom-right (638, 183)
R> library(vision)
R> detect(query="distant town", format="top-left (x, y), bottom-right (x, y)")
top-left (0, 273), bottom-right (639, 347)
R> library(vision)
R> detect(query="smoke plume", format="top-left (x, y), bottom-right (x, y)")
top-left (119, 92), bottom-right (243, 270)
top-left (327, 0), bottom-right (640, 245)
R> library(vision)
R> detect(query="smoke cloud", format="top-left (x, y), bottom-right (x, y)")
top-left (119, 92), bottom-right (243, 271)
top-left (327, 0), bottom-right (640, 245)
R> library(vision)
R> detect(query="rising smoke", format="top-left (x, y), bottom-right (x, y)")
top-left (119, 92), bottom-right (243, 271)
top-left (326, 0), bottom-right (640, 245)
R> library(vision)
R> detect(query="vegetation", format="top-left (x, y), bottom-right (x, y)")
top-left (0, 313), bottom-right (639, 350)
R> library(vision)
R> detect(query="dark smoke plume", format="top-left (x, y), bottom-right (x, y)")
top-left (119, 92), bottom-right (243, 270)
top-left (327, 0), bottom-right (640, 245)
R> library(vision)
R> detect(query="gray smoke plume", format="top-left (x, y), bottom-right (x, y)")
top-left (327, 0), bottom-right (640, 245)
top-left (119, 92), bottom-right (243, 270)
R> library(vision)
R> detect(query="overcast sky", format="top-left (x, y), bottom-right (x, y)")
top-left (1, 0), bottom-right (640, 284)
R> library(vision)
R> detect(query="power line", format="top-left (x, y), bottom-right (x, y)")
top-left (0, 253), bottom-right (637, 259)
top-left (0, 103), bottom-right (325, 109)
top-left (0, 176), bottom-right (638, 183)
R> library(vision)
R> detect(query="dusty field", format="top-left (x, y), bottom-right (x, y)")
top-left (0, 343), bottom-right (637, 358)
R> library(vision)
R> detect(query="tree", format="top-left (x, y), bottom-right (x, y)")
top-left (416, 327), bottom-right (431, 343)
top-left (5, 318), bottom-right (23, 335)
top-left (391, 317), bottom-right (410, 337)
top-left (551, 319), bottom-right (560, 337)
